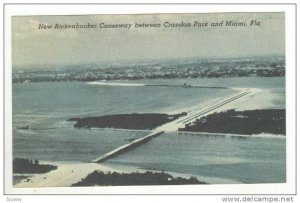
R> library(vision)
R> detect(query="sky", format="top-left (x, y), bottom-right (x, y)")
top-left (12, 12), bottom-right (285, 68)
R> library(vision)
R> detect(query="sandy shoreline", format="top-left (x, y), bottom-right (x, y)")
top-left (178, 131), bottom-right (286, 138)
top-left (14, 162), bottom-right (115, 188)
top-left (14, 160), bottom-right (243, 188)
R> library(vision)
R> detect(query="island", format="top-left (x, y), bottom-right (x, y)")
top-left (13, 158), bottom-right (57, 174)
top-left (179, 109), bottom-right (285, 135)
top-left (68, 112), bottom-right (186, 130)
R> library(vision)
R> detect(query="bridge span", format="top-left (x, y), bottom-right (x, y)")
top-left (92, 88), bottom-right (254, 163)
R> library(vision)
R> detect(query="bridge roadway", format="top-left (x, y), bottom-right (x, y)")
top-left (92, 89), bottom-right (252, 163)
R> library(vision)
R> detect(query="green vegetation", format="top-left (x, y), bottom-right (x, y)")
top-left (72, 171), bottom-right (205, 186)
top-left (179, 109), bottom-right (285, 135)
top-left (13, 158), bottom-right (57, 174)
top-left (69, 113), bottom-right (186, 130)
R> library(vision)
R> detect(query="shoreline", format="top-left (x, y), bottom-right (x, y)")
top-left (177, 131), bottom-right (286, 138)
top-left (14, 162), bottom-right (115, 188)
top-left (13, 159), bottom-right (243, 187)
top-left (12, 161), bottom-right (205, 187)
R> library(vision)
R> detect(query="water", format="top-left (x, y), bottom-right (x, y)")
top-left (12, 77), bottom-right (285, 183)
top-left (13, 128), bottom-right (150, 162)
top-left (105, 132), bottom-right (286, 183)
top-left (13, 79), bottom-right (235, 161)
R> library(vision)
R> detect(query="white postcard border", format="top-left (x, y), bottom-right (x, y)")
top-left (3, 4), bottom-right (297, 195)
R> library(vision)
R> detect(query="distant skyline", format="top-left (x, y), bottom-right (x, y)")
top-left (12, 12), bottom-right (285, 68)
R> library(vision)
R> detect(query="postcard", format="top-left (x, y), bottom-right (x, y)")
top-left (3, 6), bottom-right (297, 196)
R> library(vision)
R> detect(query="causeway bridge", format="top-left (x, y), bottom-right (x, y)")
top-left (92, 89), bottom-right (253, 163)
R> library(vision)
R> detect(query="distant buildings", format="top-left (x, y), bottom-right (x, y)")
top-left (12, 57), bottom-right (285, 83)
